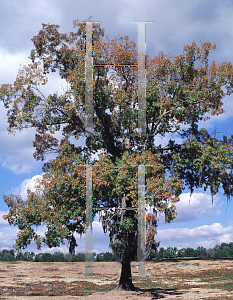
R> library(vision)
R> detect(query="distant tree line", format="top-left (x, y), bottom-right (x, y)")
top-left (1, 242), bottom-right (233, 262)
top-left (0, 249), bottom-right (119, 262)
top-left (150, 243), bottom-right (233, 260)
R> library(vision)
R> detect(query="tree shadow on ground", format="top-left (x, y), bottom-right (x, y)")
top-left (134, 287), bottom-right (186, 299)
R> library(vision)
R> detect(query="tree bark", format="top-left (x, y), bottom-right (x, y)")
top-left (118, 260), bottom-right (137, 291)
top-left (69, 234), bottom-right (77, 256)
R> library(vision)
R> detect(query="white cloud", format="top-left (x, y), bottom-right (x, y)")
top-left (0, 101), bottom-right (41, 174)
top-left (1, 162), bottom-right (33, 174)
top-left (12, 174), bottom-right (43, 200)
top-left (28, 0), bottom-right (62, 21)
top-left (0, 56), bottom-right (66, 175)
top-left (0, 211), bottom-right (10, 225)
top-left (157, 222), bottom-right (233, 249)
top-left (168, 192), bottom-right (221, 223)
top-left (27, 220), bottom-right (110, 255)
top-left (198, 95), bottom-right (233, 130)
top-left (0, 226), bottom-right (20, 250)
top-left (0, 49), bottom-right (31, 83)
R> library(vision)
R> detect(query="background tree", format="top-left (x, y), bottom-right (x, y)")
top-left (0, 249), bottom-right (15, 261)
top-left (178, 248), bottom-right (186, 258)
top-left (196, 246), bottom-right (207, 258)
top-left (1, 17), bottom-right (233, 290)
top-left (53, 251), bottom-right (65, 262)
top-left (158, 247), bottom-right (165, 260)
top-left (95, 252), bottom-right (119, 262)
top-left (184, 247), bottom-right (197, 258)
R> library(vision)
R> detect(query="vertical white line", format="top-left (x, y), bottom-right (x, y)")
top-left (85, 23), bottom-right (94, 135)
top-left (138, 164), bottom-right (146, 277)
top-left (130, 21), bottom-right (153, 278)
top-left (137, 23), bottom-right (146, 136)
top-left (130, 21), bottom-right (153, 137)
top-left (85, 164), bottom-right (93, 277)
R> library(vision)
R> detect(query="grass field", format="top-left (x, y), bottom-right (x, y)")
top-left (0, 259), bottom-right (232, 299)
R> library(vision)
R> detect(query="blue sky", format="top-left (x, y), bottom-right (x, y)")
top-left (0, 0), bottom-right (233, 256)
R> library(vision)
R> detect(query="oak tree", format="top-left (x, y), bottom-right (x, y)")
top-left (1, 17), bottom-right (233, 290)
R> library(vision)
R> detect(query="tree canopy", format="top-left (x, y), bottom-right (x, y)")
top-left (1, 17), bottom-right (233, 290)
top-left (3, 140), bottom-right (86, 254)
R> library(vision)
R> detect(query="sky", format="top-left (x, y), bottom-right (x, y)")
top-left (0, 0), bottom-right (233, 256)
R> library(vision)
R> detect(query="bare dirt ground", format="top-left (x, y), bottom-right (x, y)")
top-left (0, 259), bottom-right (233, 299)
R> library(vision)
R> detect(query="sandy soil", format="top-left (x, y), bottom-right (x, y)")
top-left (0, 259), bottom-right (233, 299)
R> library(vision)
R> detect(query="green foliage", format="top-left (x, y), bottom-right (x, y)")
top-left (2, 139), bottom-right (86, 254)
top-left (177, 248), bottom-right (186, 258)
top-left (0, 249), bottom-right (14, 261)
top-left (95, 251), bottom-right (119, 262)
top-left (0, 250), bottom-right (117, 262)
top-left (149, 243), bottom-right (233, 260)
top-left (196, 246), bottom-right (207, 258)
top-left (165, 246), bottom-right (178, 259)
top-left (71, 252), bottom-right (85, 262)
top-left (17, 251), bottom-right (35, 261)
top-left (147, 240), bottom-right (160, 260)
top-left (53, 251), bottom-right (65, 262)
top-left (184, 247), bottom-right (198, 258)
top-left (1, 243), bottom-right (233, 262)
top-left (158, 247), bottom-right (165, 260)
top-left (35, 252), bottom-right (54, 262)
top-left (2, 17), bottom-right (233, 289)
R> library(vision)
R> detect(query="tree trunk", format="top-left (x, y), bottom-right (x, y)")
top-left (69, 234), bottom-right (77, 256)
top-left (118, 260), bottom-right (137, 291)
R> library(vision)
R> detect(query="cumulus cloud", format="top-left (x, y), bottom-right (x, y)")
top-left (0, 211), bottom-right (10, 225)
top-left (0, 55), bottom-right (67, 175)
top-left (12, 174), bottom-right (43, 200)
top-left (0, 220), bottom-right (110, 255)
top-left (198, 95), bottom-right (233, 130)
top-left (156, 192), bottom-right (222, 224)
top-left (0, 101), bottom-right (40, 175)
top-left (0, 226), bottom-right (20, 251)
top-left (40, 220), bottom-right (111, 255)
top-left (174, 192), bottom-right (222, 222)
top-left (0, 48), bottom-right (31, 82)
top-left (157, 222), bottom-right (233, 250)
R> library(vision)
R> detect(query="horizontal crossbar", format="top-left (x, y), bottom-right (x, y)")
top-left (93, 64), bottom-right (138, 67)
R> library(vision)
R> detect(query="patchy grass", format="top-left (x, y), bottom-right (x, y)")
top-left (0, 281), bottom-right (116, 297)
top-left (202, 298), bottom-right (233, 300)
top-left (134, 265), bottom-right (233, 293)
top-left (198, 268), bottom-right (233, 291)
top-left (0, 260), bottom-right (233, 298)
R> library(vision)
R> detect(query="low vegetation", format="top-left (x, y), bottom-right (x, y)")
top-left (1, 242), bottom-right (233, 262)
top-left (0, 249), bottom-right (119, 262)
top-left (150, 242), bottom-right (233, 260)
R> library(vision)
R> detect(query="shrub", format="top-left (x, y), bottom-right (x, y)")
top-left (35, 253), bottom-right (54, 262)
top-left (71, 253), bottom-right (85, 262)
top-left (64, 253), bottom-right (72, 262)
top-left (35, 253), bottom-right (43, 262)
top-left (20, 251), bottom-right (35, 261)
top-left (0, 249), bottom-right (14, 261)
top-left (96, 252), bottom-right (119, 262)
top-left (53, 252), bottom-right (65, 262)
